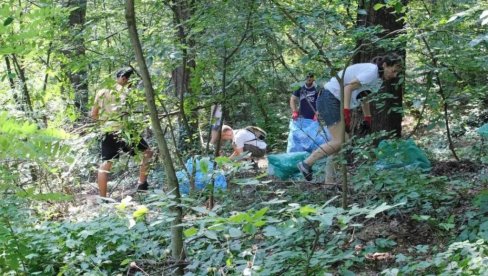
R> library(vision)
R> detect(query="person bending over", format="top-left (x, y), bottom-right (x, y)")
top-left (297, 53), bottom-right (403, 181)
top-left (219, 125), bottom-right (267, 160)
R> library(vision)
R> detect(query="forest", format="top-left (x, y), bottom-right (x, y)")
top-left (1, 0), bottom-right (487, 275)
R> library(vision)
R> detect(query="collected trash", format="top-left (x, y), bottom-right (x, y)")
top-left (477, 123), bottom-right (488, 139)
top-left (176, 157), bottom-right (227, 195)
top-left (287, 118), bottom-right (331, 153)
top-left (375, 139), bottom-right (431, 171)
top-left (268, 151), bottom-right (309, 180)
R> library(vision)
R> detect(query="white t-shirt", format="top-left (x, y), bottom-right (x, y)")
top-left (324, 63), bottom-right (383, 109)
top-left (233, 129), bottom-right (267, 150)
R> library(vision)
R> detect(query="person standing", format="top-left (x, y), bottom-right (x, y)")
top-left (91, 68), bottom-right (153, 197)
top-left (290, 73), bottom-right (319, 121)
top-left (297, 54), bottom-right (403, 181)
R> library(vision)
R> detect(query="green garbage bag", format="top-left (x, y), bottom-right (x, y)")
top-left (268, 152), bottom-right (309, 180)
top-left (477, 123), bottom-right (488, 139)
top-left (375, 139), bottom-right (431, 171)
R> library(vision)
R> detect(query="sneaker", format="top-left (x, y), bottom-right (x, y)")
top-left (297, 161), bottom-right (313, 181)
top-left (136, 181), bottom-right (149, 191)
top-left (251, 159), bottom-right (259, 170)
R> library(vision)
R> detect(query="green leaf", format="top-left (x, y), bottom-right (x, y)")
top-left (228, 212), bottom-right (249, 223)
top-left (228, 227), bottom-right (242, 238)
top-left (243, 223), bottom-right (256, 234)
top-left (204, 230), bottom-right (218, 240)
top-left (3, 16), bottom-right (13, 26)
top-left (191, 206), bottom-right (208, 214)
top-left (184, 227), bottom-right (198, 237)
top-left (263, 226), bottom-right (280, 237)
top-left (199, 159), bottom-right (209, 174)
top-left (121, 259), bottom-right (131, 266)
top-left (318, 213), bottom-right (334, 226)
top-left (132, 206), bottom-right (149, 218)
top-left (479, 221), bottom-right (488, 240)
top-left (365, 202), bottom-right (403, 218)
top-left (252, 207), bottom-right (269, 220)
top-left (373, 4), bottom-right (385, 11)
top-left (299, 205), bottom-right (317, 216)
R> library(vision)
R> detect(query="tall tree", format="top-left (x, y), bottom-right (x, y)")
top-left (167, 0), bottom-right (197, 151)
top-left (125, 0), bottom-right (185, 274)
top-left (353, 0), bottom-right (408, 137)
top-left (63, 0), bottom-right (88, 115)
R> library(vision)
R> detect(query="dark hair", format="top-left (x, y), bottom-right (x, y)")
top-left (116, 68), bottom-right (134, 79)
top-left (306, 72), bottom-right (315, 79)
top-left (371, 53), bottom-right (403, 77)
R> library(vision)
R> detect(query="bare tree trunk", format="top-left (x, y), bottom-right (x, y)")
top-left (125, 1), bottom-right (185, 274)
top-left (353, 0), bottom-right (408, 138)
top-left (11, 54), bottom-right (34, 115)
top-left (64, 0), bottom-right (88, 115)
top-left (4, 56), bottom-right (22, 108)
top-left (168, 0), bottom-right (197, 152)
top-left (420, 36), bottom-right (459, 160)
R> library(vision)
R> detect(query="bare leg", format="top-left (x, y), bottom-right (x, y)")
top-left (304, 122), bottom-right (345, 166)
top-left (324, 155), bottom-right (336, 184)
top-left (98, 161), bottom-right (113, 197)
top-left (138, 148), bottom-right (153, 183)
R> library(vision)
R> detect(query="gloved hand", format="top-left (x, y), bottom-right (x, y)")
top-left (343, 108), bottom-right (351, 130)
top-left (312, 113), bottom-right (318, 121)
top-left (364, 115), bottom-right (372, 126)
top-left (292, 111), bottom-right (299, 120)
top-left (359, 115), bottom-right (372, 135)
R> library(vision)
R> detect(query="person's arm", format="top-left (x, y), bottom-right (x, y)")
top-left (229, 146), bottom-right (243, 160)
top-left (290, 95), bottom-right (299, 113)
top-left (290, 94), bottom-right (300, 120)
top-left (361, 100), bottom-right (372, 130)
top-left (343, 79), bottom-right (361, 129)
top-left (91, 92), bottom-right (101, 120)
top-left (343, 79), bottom-right (361, 109)
top-left (361, 100), bottom-right (371, 117)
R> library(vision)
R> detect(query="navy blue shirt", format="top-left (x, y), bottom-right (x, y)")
top-left (292, 85), bottom-right (319, 119)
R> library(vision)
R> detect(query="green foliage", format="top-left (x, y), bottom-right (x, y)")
top-left (353, 166), bottom-right (456, 216)
top-left (0, 112), bottom-right (69, 161)
top-left (0, 196), bottom-right (168, 275)
top-left (181, 197), bottom-right (400, 275)
top-left (383, 239), bottom-right (488, 275)
top-left (0, 0), bottom-right (487, 275)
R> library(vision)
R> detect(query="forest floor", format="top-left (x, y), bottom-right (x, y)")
top-left (53, 119), bottom-right (488, 274)
top-left (64, 146), bottom-right (488, 274)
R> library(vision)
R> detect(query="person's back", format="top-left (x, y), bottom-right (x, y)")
top-left (233, 129), bottom-right (267, 150)
top-left (233, 128), bottom-right (266, 159)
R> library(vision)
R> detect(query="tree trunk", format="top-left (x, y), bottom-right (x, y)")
top-left (4, 56), bottom-right (22, 108)
top-left (125, 1), bottom-right (185, 274)
top-left (64, 0), bottom-right (88, 115)
top-left (353, 0), bottom-right (408, 137)
top-left (169, 0), bottom-right (197, 152)
top-left (11, 54), bottom-right (34, 115)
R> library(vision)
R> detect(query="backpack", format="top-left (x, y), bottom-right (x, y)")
top-left (245, 126), bottom-right (267, 140)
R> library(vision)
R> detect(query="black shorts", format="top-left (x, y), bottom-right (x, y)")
top-left (243, 144), bottom-right (266, 158)
top-left (101, 132), bottom-right (149, 161)
top-left (317, 89), bottom-right (341, 126)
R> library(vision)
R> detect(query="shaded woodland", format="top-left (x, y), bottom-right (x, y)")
top-left (1, 0), bottom-right (487, 275)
